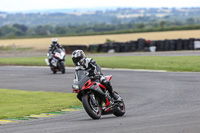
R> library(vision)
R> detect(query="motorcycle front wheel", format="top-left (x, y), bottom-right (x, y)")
top-left (82, 93), bottom-right (102, 119)
top-left (60, 62), bottom-right (65, 74)
top-left (50, 66), bottom-right (57, 74)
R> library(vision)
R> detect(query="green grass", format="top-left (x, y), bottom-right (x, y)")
top-left (0, 46), bottom-right (33, 51)
top-left (1, 56), bottom-right (200, 72)
top-left (94, 56), bottom-right (200, 72)
top-left (0, 89), bottom-right (81, 119)
top-left (0, 57), bottom-right (47, 66)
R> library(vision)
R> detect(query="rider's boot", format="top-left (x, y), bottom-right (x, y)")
top-left (107, 84), bottom-right (121, 101)
top-left (49, 59), bottom-right (52, 66)
top-left (111, 92), bottom-right (121, 102)
top-left (102, 79), bottom-right (121, 101)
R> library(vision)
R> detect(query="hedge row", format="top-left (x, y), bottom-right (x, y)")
top-left (63, 38), bottom-right (200, 53)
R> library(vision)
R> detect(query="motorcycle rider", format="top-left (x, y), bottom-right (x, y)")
top-left (72, 50), bottom-right (120, 101)
top-left (48, 38), bottom-right (64, 65)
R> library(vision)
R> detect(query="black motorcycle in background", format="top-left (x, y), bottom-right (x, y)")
top-left (45, 48), bottom-right (66, 74)
top-left (72, 70), bottom-right (125, 119)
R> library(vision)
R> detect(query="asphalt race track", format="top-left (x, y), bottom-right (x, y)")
top-left (0, 66), bottom-right (200, 133)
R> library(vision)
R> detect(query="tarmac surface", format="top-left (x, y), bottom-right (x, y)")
top-left (0, 66), bottom-right (200, 133)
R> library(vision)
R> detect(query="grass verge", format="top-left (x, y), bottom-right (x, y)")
top-left (94, 56), bottom-right (200, 72)
top-left (0, 89), bottom-right (81, 119)
top-left (0, 56), bottom-right (200, 72)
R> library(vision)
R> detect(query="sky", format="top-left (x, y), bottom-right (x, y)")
top-left (0, 0), bottom-right (200, 12)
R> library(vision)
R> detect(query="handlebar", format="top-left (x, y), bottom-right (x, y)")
top-left (90, 74), bottom-right (100, 80)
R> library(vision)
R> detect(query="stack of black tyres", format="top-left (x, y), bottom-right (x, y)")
top-left (97, 44), bottom-right (103, 52)
top-left (62, 45), bottom-right (88, 54)
top-left (65, 38), bottom-right (197, 53)
top-left (182, 39), bottom-right (189, 50)
top-left (164, 39), bottom-right (170, 51)
top-left (130, 41), bottom-right (138, 52)
top-left (114, 42), bottom-right (122, 52)
top-left (88, 45), bottom-right (98, 53)
top-left (169, 40), bottom-right (176, 51)
top-left (188, 38), bottom-right (195, 50)
top-left (102, 43), bottom-right (109, 53)
top-left (108, 43), bottom-right (116, 52)
top-left (176, 39), bottom-right (183, 50)
top-left (137, 38), bottom-right (146, 51)
top-left (156, 41), bottom-right (164, 51)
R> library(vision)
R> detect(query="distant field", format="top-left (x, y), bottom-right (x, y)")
top-left (0, 30), bottom-right (200, 50)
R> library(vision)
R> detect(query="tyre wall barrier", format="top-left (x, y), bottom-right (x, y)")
top-left (62, 45), bottom-right (88, 54)
top-left (63, 38), bottom-right (198, 53)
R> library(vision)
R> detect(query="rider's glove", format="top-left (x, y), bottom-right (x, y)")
top-left (48, 52), bottom-right (53, 59)
top-left (96, 72), bottom-right (101, 75)
top-left (93, 72), bottom-right (101, 80)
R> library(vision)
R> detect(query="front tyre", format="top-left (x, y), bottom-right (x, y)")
top-left (82, 93), bottom-right (102, 119)
top-left (50, 66), bottom-right (57, 74)
top-left (60, 62), bottom-right (65, 74)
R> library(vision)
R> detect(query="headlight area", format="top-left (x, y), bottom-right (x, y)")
top-left (72, 85), bottom-right (80, 93)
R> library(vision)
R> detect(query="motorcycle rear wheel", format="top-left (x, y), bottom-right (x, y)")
top-left (82, 93), bottom-right (102, 119)
top-left (113, 92), bottom-right (125, 116)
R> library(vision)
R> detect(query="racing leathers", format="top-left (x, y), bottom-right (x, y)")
top-left (48, 43), bottom-right (64, 54)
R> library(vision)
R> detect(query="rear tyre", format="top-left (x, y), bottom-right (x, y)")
top-left (113, 92), bottom-right (125, 116)
top-left (82, 93), bottom-right (102, 119)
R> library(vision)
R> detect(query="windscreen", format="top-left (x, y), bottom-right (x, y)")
top-left (54, 48), bottom-right (61, 53)
top-left (76, 70), bottom-right (90, 89)
top-left (77, 70), bottom-right (89, 81)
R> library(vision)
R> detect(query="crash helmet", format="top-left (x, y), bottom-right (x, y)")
top-left (52, 38), bottom-right (58, 45)
top-left (72, 50), bottom-right (86, 66)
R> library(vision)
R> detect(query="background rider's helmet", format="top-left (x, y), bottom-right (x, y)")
top-left (52, 38), bottom-right (58, 45)
top-left (72, 50), bottom-right (86, 66)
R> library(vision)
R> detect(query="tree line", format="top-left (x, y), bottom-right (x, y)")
top-left (0, 21), bottom-right (200, 39)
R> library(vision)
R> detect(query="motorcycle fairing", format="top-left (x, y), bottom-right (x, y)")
top-left (81, 79), bottom-right (95, 90)
top-left (51, 58), bottom-right (58, 67)
top-left (73, 70), bottom-right (113, 111)
top-left (106, 76), bottom-right (112, 81)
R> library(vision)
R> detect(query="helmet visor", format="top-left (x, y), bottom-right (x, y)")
top-left (72, 57), bottom-right (83, 65)
top-left (79, 58), bottom-right (85, 65)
